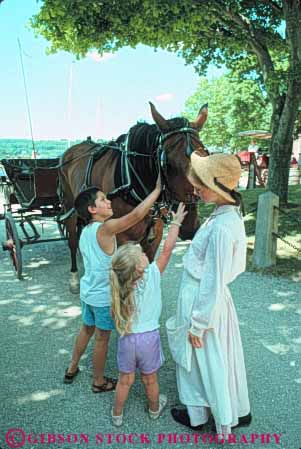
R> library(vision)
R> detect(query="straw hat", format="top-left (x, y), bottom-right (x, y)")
top-left (190, 152), bottom-right (242, 204)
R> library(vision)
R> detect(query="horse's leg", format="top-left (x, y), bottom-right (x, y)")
top-left (66, 214), bottom-right (80, 294)
top-left (142, 218), bottom-right (164, 262)
top-left (59, 168), bottom-right (80, 294)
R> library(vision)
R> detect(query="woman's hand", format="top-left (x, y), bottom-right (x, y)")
top-left (171, 202), bottom-right (188, 226)
top-left (188, 332), bottom-right (203, 348)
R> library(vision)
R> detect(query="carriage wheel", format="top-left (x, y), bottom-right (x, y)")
top-left (4, 212), bottom-right (22, 279)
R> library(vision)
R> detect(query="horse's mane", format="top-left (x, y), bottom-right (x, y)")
top-left (126, 117), bottom-right (189, 154)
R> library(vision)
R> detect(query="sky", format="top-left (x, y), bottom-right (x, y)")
top-left (0, 0), bottom-right (223, 141)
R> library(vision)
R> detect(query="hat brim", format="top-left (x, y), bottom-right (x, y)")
top-left (190, 154), bottom-right (237, 204)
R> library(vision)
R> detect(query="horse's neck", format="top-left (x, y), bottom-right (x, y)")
top-left (128, 125), bottom-right (159, 185)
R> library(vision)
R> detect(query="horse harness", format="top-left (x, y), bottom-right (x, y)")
top-left (58, 124), bottom-right (202, 223)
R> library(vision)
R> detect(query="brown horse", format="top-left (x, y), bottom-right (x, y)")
top-left (59, 102), bottom-right (208, 293)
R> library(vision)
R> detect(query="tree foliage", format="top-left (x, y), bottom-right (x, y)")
top-left (184, 75), bottom-right (272, 152)
top-left (31, 0), bottom-right (284, 72)
top-left (31, 0), bottom-right (301, 202)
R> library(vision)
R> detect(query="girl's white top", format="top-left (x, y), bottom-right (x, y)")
top-left (182, 205), bottom-right (247, 337)
top-left (131, 262), bottom-right (162, 333)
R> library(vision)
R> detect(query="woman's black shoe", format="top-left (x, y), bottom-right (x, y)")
top-left (232, 412), bottom-right (252, 429)
top-left (211, 413), bottom-right (252, 432)
top-left (171, 408), bottom-right (205, 431)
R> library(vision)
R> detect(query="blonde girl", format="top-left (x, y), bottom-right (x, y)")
top-left (109, 203), bottom-right (187, 426)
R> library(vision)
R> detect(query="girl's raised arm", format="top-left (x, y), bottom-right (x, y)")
top-left (156, 203), bottom-right (187, 273)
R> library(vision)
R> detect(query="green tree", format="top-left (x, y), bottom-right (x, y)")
top-left (184, 75), bottom-right (272, 152)
top-left (31, 0), bottom-right (301, 203)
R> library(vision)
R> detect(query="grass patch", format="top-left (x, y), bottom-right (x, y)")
top-left (197, 185), bottom-right (301, 281)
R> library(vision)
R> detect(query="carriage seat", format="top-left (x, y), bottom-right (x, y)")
top-left (18, 167), bottom-right (59, 209)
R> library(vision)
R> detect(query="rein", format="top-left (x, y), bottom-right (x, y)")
top-left (57, 143), bottom-right (121, 169)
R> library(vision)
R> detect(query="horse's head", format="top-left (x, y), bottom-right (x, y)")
top-left (150, 102), bottom-right (208, 240)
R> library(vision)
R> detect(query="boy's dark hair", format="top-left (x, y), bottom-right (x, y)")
top-left (74, 187), bottom-right (101, 223)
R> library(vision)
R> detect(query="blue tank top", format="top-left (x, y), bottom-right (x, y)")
top-left (79, 222), bottom-right (115, 307)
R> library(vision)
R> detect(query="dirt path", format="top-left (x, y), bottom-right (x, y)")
top-left (0, 212), bottom-right (300, 449)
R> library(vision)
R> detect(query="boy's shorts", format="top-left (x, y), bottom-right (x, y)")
top-left (81, 301), bottom-right (115, 331)
top-left (117, 329), bottom-right (164, 374)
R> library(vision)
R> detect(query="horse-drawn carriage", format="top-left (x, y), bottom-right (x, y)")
top-left (0, 158), bottom-right (65, 278)
top-left (1, 103), bottom-right (209, 288)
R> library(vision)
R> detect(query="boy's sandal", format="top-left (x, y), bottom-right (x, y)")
top-left (104, 376), bottom-right (118, 386)
top-left (63, 367), bottom-right (80, 384)
top-left (92, 377), bottom-right (118, 394)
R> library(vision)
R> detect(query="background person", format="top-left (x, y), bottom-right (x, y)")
top-left (248, 139), bottom-right (259, 155)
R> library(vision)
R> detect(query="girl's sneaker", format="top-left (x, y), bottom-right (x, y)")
top-left (148, 394), bottom-right (167, 419)
top-left (111, 408), bottom-right (123, 427)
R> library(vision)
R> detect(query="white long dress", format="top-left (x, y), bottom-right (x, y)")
top-left (168, 205), bottom-right (250, 433)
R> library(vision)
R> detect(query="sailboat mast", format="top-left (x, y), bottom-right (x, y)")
top-left (17, 37), bottom-right (36, 159)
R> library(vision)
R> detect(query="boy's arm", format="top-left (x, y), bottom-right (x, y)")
top-left (99, 176), bottom-right (161, 240)
top-left (156, 202), bottom-right (187, 274)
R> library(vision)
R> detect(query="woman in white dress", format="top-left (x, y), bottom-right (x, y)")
top-left (167, 153), bottom-right (251, 436)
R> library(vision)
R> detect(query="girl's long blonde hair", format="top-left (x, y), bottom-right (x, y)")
top-left (110, 243), bottom-right (143, 336)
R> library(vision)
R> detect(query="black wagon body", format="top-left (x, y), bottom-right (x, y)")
top-left (0, 158), bottom-right (66, 279)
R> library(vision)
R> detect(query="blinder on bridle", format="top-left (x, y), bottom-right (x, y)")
top-left (157, 122), bottom-right (200, 174)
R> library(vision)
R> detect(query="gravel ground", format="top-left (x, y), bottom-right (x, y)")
top-left (0, 212), bottom-right (301, 449)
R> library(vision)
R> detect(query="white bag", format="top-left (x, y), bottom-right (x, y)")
top-left (166, 316), bottom-right (192, 372)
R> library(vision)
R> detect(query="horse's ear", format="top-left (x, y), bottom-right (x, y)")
top-left (149, 102), bottom-right (169, 131)
top-left (191, 103), bottom-right (208, 131)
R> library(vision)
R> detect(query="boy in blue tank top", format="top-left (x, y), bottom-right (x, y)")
top-left (64, 178), bottom-right (161, 392)
top-left (109, 203), bottom-right (187, 425)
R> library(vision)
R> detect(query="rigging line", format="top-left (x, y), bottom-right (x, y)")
top-left (17, 37), bottom-right (36, 160)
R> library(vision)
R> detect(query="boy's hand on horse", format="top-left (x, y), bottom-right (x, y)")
top-left (155, 172), bottom-right (162, 192)
top-left (98, 184), bottom-right (161, 245)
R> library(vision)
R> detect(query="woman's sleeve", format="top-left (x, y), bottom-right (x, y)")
top-left (189, 225), bottom-right (234, 338)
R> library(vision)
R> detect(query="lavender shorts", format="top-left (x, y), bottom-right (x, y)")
top-left (117, 329), bottom-right (165, 374)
